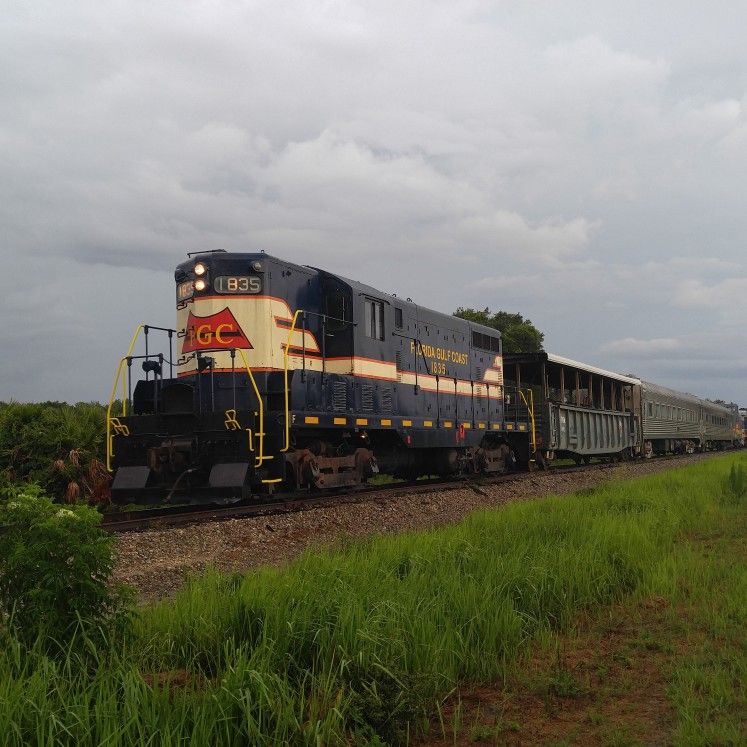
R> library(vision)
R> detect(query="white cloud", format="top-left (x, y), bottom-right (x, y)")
top-left (601, 337), bottom-right (683, 356)
top-left (672, 278), bottom-right (747, 310)
top-left (2, 1), bottom-right (747, 403)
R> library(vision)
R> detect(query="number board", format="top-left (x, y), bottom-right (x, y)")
top-left (214, 275), bottom-right (262, 294)
top-left (176, 280), bottom-right (194, 301)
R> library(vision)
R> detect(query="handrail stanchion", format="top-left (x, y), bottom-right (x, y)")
top-left (321, 314), bottom-right (326, 381)
top-left (236, 348), bottom-right (267, 468)
top-left (168, 330), bottom-right (173, 379)
top-left (301, 312), bottom-right (307, 382)
top-left (127, 357), bottom-right (133, 413)
top-left (282, 310), bottom-right (303, 453)
top-left (518, 388), bottom-right (537, 462)
top-left (106, 357), bottom-right (126, 471)
top-left (106, 324), bottom-right (144, 470)
top-left (230, 348), bottom-right (237, 411)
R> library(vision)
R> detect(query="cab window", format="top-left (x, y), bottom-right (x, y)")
top-left (365, 299), bottom-right (384, 340)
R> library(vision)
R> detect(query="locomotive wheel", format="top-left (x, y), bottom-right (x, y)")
top-left (354, 449), bottom-right (379, 481)
top-left (296, 449), bottom-right (323, 490)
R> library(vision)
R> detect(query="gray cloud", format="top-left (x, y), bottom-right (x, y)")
top-left (1, 1), bottom-right (746, 404)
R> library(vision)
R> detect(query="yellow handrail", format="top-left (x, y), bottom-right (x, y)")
top-left (518, 387), bottom-right (537, 461)
top-left (235, 347), bottom-right (269, 468)
top-left (281, 309), bottom-right (303, 452)
top-left (106, 324), bottom-right (144, 471)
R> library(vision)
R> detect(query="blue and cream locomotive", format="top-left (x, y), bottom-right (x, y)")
top-left (107, 251), bottom-right (534, 503)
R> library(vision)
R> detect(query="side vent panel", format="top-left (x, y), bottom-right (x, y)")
top-left (332, 381), bottom-right (347, 412)
top-left (361, 384), bottom-right (374, 411)
top-left (382, 388), bottom-right (393, 413)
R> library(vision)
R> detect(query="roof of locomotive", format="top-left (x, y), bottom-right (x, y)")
top-left (311, 266), bottom-right (502, 339)
top-left (176, 251), bottom-right (503, 340)
top-left (175, 251), bottom-right (314, 277)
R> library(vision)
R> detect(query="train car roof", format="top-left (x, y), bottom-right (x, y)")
top-left (546, 354), bottom-right (639, 385)
top-left (640, 380), bottom-right (736, 413)
top-left (639, 379), bottom-right (704, 406)
top-left (505, 352), bottom-right (640, 385)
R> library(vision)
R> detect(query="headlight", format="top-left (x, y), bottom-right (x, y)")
top-left (251, 260), bottom-right (263, 271)
top-left (194, 262), bottom-right (207, 276)
top-left (194, 278), bottom-right (207, 291)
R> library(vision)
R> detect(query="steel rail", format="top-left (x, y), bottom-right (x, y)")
top-left (100, 450), bottom-right (723, 534)
top-left (100, 459), bottom-right (639, 533)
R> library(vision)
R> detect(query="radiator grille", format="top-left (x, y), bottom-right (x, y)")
top-left (395, 351), bottom-right (402, 382)
top-left (332, 381), bottom-right (347, 412)
top-left (382, 388), bottom-right (393, 412)
top-left (361, 384), bottom-right (374, 411)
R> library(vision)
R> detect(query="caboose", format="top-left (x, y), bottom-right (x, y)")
top-left (107, 251), bottom-right (534, 503)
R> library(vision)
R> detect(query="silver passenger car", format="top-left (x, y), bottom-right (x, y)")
top-left (640, 380), bottom-right (738, 454)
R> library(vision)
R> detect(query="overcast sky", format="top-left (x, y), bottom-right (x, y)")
top-left (2, 1), bottom-right (746, 404)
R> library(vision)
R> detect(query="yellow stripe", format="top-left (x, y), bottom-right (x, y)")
top-left (423, 420), bottom-right (433, 427)
top-left (478, 422), bottom-right (486, 429)
top-left (518, 424), bottom-right (526, 431)
top-left (402, 419), bottom-right (412, 426)
top-left (333, 417), bottom-right (347, 425)
top-left (305, 416), bottom-right (319, 424)
top-left (491, 422), bottom-right (502, 430)
top-left (462, 422), bottom-right (471, 429)
top-left (262, 478), bottom-right (283, 484)
top-left (380, 418), bottom-right (392, 426)
top-left (443, 420), bottom-right (453, 428)
top-left (356, 418), bottom-right (368, 426)
top-left (506, 423), bottom-right (514, 430)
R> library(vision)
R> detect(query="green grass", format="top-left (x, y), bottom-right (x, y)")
top-left (661, 521), bottom-right (747, 743)
top-left (1, 454), bottom-right (745, 745)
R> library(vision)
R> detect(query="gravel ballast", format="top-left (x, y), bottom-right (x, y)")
top-left (113, 454), bottom-right (720, 602)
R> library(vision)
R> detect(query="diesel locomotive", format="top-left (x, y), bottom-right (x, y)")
top-left (107, 250), bottom-right (742, 504)
top-left (107, 251), bottom-right (535, 503)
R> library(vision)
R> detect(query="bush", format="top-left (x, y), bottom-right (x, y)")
top-left (0, 485), bottom-right (131, 648)
top-left (0, 401), bottom-right (109, 502)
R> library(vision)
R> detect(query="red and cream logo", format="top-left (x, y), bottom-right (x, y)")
top-left (182, 308), bottom-right (252, 353)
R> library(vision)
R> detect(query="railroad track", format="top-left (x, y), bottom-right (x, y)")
top-left (101, 451), bottom-right (726, 534)
top-left (100, 461), bottom-right (627, 533)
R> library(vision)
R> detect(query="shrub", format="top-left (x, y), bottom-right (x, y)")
top-left (0, 401), bottom-right (109, 502)
top-left (0, 484), bottom-right (132, 648)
